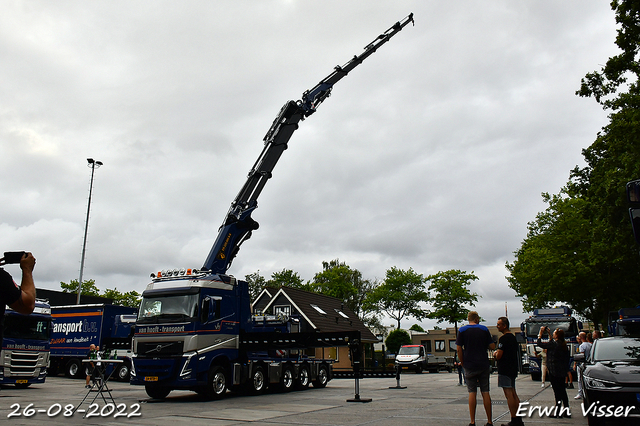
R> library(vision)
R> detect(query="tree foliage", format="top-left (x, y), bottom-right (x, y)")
top-left (311, 259), bottom-right (374, 317)
top-left (60, 279), bottom-right (141, 307)
top-left (385, 328), bottom-right (411, 354)
top-left (508, 1), bottom-right (640, 326)
top-left (269, 268), bottom-right (309, 291)
top-left (426, 270), bottom-right (479, 336)
top-left (244, 270), bottom-right (267, 301)
top-left (368, 266), bottom-right (429, 329)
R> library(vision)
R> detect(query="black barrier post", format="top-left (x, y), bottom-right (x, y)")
top-left (347, 339), bottom-right (372, 403)
top-left (389, 364), bottom-right (407, 389)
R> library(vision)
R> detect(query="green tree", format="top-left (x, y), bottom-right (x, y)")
top-left (102, 288), bottom-right (141, 308)
top-left (245, 270), bottom-right (267, 301)
top-left (385, 329), bottom-right (411, 354)
top-left (368, 266), bottom-right (429, 329)
top-left (60, 279), bottom-right (100, 297)
top-left (426, 270), bottom-right (479, 337)
top-left (508, 1), bottom-right (640, 326)
top-left (311, 259), bottom-right (371, 317)
top-left (409, 324), bottom-right (425, 332)
top-left (267, 268), bottom-right (309, 291)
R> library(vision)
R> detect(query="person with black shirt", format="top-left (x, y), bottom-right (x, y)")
top-left (495, 317), bottom-right (523, 426)
top-left (0, 252), bottom-right (36, 348)
top-left (456, 311), bottom-right (496, 426)
top-left (537, 326), bottom-right (571, 418)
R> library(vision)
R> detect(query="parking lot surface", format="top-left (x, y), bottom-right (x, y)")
top-left (0, 371), bottom-right (606, 425)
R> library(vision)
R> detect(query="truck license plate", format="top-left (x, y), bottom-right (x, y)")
top-left (144, 376), bottom-right (158, 382)
top-left (16, 380), bottom-right (28, 384)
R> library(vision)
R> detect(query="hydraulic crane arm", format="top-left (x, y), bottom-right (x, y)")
top-left (202, 13), bottom-right (414, 274)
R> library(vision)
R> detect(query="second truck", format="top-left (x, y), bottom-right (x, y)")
top-left (130, 14), bottom-right (414, 399)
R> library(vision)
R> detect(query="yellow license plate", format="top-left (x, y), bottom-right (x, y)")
top-left (144, 376), bottom-right (158, 382)
top-left (16, 380), bottom-right (28, 384)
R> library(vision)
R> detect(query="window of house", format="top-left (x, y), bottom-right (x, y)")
top-left (449, 340), bottom-right (457, 352)
top-left (310, 304), bottom-right (327, 315)
top-left (274, 305), bottom-right (290, 316)
top-left (335, 309), bottom-right (349, 319)
top-left (435, 340), bottom-right (446, 352)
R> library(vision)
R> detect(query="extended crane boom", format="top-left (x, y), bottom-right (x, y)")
top-left (202, 13), bottom-right (414, 273)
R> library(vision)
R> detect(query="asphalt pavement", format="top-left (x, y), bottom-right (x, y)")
top-left (0, 371), bottom-right (619, 425)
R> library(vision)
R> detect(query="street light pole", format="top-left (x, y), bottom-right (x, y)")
top-left (77, 158), bottom-right (103, 304)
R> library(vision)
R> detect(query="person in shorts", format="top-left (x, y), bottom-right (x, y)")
top-left (456, 311), bottom-right (496, 426)
top-left (495, 316), bottom-right (523, 426)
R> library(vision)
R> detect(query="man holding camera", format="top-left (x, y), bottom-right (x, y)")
top-left (0, 251), bottom-right (37, 348)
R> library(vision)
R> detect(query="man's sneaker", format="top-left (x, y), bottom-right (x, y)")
top-left (568, 383), bottom-right (574, 389)
top-left (85, 384), bottom-right (91, 389)
top-left (574, 394), bottom-right (583, 399)
top-left (540, 382), bottom-right (545, 387)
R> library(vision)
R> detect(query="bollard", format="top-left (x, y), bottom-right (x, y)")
top-left (389, 364), bottom-right (407, 389)
top-left (347, 360), bottom-right (372, 402)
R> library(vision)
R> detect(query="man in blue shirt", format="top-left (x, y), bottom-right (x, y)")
top-left (456, 311), bottom-right (496, 426)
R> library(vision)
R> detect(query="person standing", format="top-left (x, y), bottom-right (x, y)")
top-left (538, 348), bottom-right (548, 387)
top-left (85, 344), bottom-right (97, 389)
top-left (0, 252), bottom-right (36, 348)
top-left (537, 326), bottom-right (570, 418)
top-left (456, 311), bottom-right (496, 426)
top-left (574, 331), bottom-right (592, 400)
top-left (495, 317), bottom-right (523, 426)
top-left (455, 351), bottom-right (466, 386)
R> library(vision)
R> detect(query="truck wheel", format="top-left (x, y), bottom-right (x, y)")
top-left (145, 385), bottom-right (171, 399)
top-left (115, 362), bottom-right (131, 382)
top-left (415, 365), bottom-right (423, 374)
top-left (65, 360), bottom-right (82, 378)
top-left (246, 365), bottom-right (266, 394)
top-left (203, 365), bottom-right (228, 399)
top-left (296, 364), bottom-right (310, 390)
top-left (280, 365), bottom-right (294, 392)
top-left (312, 364), bottom-right (329, 388)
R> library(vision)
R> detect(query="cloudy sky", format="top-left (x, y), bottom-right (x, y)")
top-left (1, 1), bottom-right (619, 330)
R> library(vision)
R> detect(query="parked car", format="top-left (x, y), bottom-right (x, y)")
top-left (576, 336), bottom-right (640, 425)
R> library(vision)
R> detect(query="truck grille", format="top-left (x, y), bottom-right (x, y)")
top-left (137, 341), bottom-right (184, 356)
top-left (7, 351), bottom-right (39, 376)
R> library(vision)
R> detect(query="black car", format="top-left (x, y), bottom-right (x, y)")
top-left (577, 336), bottom-right (640, 425)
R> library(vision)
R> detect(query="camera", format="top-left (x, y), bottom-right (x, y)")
top-left (3, 251), bottom-right (26, 264)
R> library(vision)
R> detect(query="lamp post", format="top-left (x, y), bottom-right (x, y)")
top-left (77, 158), bottom-right (103, 304)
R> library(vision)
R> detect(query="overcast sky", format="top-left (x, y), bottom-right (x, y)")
top-left (1, 1), bottom-right (619, 330)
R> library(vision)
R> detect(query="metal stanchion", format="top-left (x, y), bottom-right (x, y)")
top-left (347, 339), bottom-right (372, 403)
top-left (389, 364), bottom-right (407, 389)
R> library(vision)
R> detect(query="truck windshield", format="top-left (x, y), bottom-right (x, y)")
top-left (398, 346), bottom-right (420, 355)
top-left (138, 293), bottom-right (198, 324)
top-left (3, 315), bottom-right (51, 341)
top-left (525, 320), bottom-right (578, 338)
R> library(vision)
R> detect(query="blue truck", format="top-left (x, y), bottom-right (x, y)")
top-left (49, 304), bottom-right (137, 381)
top-left (521, 306), bottom-right (581, 380)
top-left (1, 299), bottom-right (51, 387)
top-left (130, 14), bottom-right (413, 400)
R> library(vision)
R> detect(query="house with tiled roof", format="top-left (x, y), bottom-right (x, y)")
top-left (252, 286), bottom-right (378, 370)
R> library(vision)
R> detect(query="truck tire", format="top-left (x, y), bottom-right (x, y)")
top-left (66, 359), bottom-right (82, 378)
top-left (312, 364), bottom-right (329, 388)
top-left (415, 365), bottom-right (423, 374)
top-left (279, 364), bottom-right (294, 392)
top-left (115, 362), bottom-right (131, 382)
top-left (296, 364), bottom-right (310, 390)
top-left (145, 385), bottom-right (171, 399)
top-left (203, 365), bottom-right (228, 399)
top-left (246, 365), bottom-right (266, 395)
